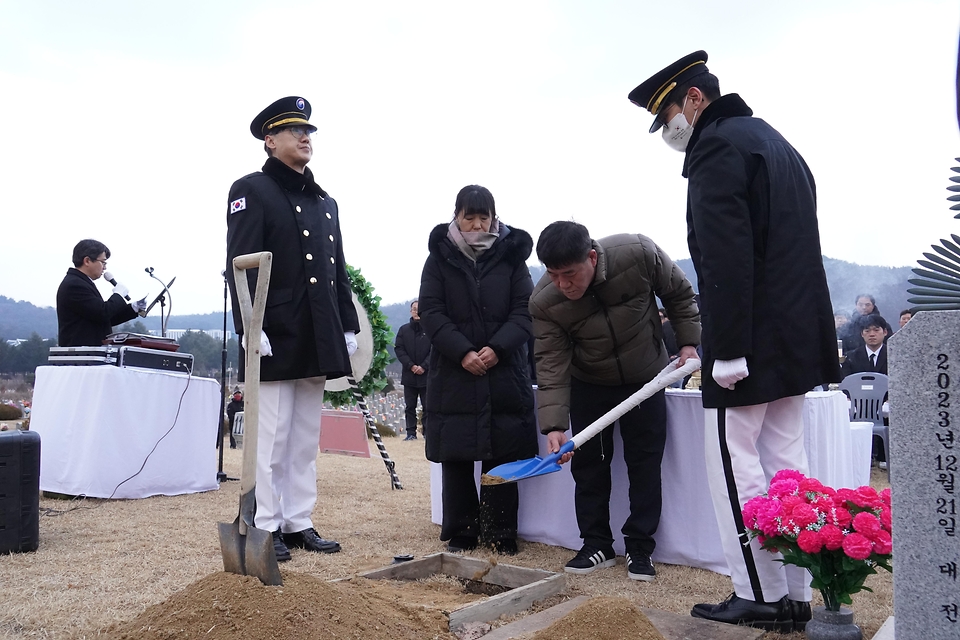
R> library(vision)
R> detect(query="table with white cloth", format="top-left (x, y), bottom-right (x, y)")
top-left (30, 365), bottom-right (221, 499)
top-left (430, 388), bottom-right (868, 575)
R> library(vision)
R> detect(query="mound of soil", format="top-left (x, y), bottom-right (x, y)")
top-left (104, 571), bottom-right (460, 640)
top-left (523, 596), bottom-right (666, 640)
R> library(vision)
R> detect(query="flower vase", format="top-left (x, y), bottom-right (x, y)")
top-left (804, 606), bottom-right (862, 640)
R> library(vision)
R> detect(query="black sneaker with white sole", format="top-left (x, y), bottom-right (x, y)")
top-left (626, 550), bottom-right (656, 581)
top-left (564, 545), bottom-right (616, 574)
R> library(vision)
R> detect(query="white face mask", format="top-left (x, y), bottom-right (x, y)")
top-left (661, 96), bottom-right (699, 152)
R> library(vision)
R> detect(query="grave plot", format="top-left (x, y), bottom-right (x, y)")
top-left (342, 552), bottom-right (565, 631)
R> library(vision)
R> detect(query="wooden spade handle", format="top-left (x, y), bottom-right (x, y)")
top-left (570, 358), bottom-right (701, 450)
top-left (232, 251), bottom-right (273, 533)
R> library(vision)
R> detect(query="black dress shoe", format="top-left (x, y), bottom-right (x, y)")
top-left (691, 593), bottom-right (793, 632)
top-left (282, 528), bottom-right (341, 554)
top-left (789, 599), bottom-right (812, 630)
top-left (271, 529), bottom-right (291, 562)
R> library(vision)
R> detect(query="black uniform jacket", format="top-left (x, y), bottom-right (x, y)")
top-left (418, 223), bottom-right (538, 464)
top-left (683, 94), bottom-right (841, 408)
top-left (395, 318), bottom-right (431, 388)
top-left (841, 345), bottom-right (888, 377)
top-left (226, 157), bottom-right (360, 382)
top-left (56, 268), bottom-right (137, 347)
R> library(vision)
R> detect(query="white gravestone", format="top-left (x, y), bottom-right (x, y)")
top-left (888, 310), bottom-right (960, 638)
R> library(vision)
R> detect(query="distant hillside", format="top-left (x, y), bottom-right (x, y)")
top-left (672, 258), bottom-right (914, 320)
top-left (0, 296), bottom-right (59, 340)
top-left (0, 259), bottom-right (918, 341)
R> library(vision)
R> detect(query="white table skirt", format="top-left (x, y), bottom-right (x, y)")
top-left (849, 421), bottom-right (874, 488)
top-left (31, 365), bottom-right (221, 499)
top-left (430, 388), bottom-right (866, 574)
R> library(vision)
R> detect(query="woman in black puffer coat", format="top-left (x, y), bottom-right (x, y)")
top-left (418, 185), bottom-right (537, 555)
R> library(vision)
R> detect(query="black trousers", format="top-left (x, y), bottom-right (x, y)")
top-left (440, 458), bottom-right (519, 543)
top-left (403, 385), bottom-right (426, 436)
top-left (570, 377), bottom-right (666, 555)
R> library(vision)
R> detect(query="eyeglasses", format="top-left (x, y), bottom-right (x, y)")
top-left (96, 259), bottom-right (107, 267)
top-left (275, 126), bottom-right (315, 139)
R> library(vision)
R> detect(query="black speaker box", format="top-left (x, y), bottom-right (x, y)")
top-left (0, 429), bottom-right (40, 554)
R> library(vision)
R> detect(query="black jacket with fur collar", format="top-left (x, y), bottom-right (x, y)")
top-left (417, 222), bottom-right (537, 463)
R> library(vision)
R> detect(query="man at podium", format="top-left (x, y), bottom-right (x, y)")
top-left (56, 239), bottom-right (144, 347)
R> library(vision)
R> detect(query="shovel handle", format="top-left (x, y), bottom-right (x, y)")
top-left (232, 252), bottom-right (273, 524)
top-left (570, 358), bottom-right (701, 450)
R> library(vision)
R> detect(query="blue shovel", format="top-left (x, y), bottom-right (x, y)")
top-left (482, 358), bottom-right (701, 485)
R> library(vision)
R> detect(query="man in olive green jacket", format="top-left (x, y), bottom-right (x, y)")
top-left (530, 221), bottom-right (700, 581)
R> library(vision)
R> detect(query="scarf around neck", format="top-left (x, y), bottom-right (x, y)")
top-left (447, 218), bottom-right (501, 262)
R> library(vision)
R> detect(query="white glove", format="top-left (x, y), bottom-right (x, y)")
top-left (242, 330), bottom-right (273, 357)
top-left (113, 282), bottom-right (129, 299)
top-left (131, 296), bottom-right (148, 314)
top-left (712, 357), bottom-right (749, 390)
top-left (344, 331), bottom-right (358, 357)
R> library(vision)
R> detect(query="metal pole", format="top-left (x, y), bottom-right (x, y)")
top-left (217, 270), bottom-right (236, 482)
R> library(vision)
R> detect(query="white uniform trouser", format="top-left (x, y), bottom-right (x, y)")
top-left (254, 376), bottom-right (325, 533)
top-left (704, 395), bottom-right (813, 604)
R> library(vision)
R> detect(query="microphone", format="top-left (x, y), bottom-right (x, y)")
top-left (103, 271), bottom-right (131, 301)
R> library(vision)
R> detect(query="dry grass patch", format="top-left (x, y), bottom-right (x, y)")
top-left (0, 428), bottom-right (892, 639)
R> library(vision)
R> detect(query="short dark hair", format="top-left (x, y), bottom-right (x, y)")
top-left (263, 127), bottom-right (287, 157)
top-left (72, 239), bottom-right (110, 268)
top-left (899, 309), bottom-right (912, 318)
top-left (856, 314), bottom-right (889, 333)
top-left (854, 293), bottom-right (876, 306)
top-left (536, 221), bottom-right (592, 268)
top-left (410, 299), bottom-right (418, 308)
top-left (453, 185), bottom-right (496, 220)
top-left (665, 72), bottom-right (721, 109)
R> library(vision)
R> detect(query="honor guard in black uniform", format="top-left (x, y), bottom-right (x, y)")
top-left (630, 52), bottom-right (839, 632)
top-left (226, 96), bottom-right (360, 562)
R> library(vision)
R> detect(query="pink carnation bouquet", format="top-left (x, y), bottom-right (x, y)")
top-left (742, 469), bottom-right (893, 611)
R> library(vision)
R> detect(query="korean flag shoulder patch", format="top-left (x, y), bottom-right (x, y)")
top-left (230, 197), bottom-right (247, 214)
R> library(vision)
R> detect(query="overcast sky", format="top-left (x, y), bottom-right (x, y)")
top-left (2, 0), bottom-right (959, 315)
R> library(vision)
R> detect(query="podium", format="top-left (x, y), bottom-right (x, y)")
top-left (30, 366), bottom-right (220, 498)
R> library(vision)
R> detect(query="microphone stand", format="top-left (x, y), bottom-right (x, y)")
top-left (145, 268), bottom-right (173, 337)
top-left (217, 270), bottom-right (237, 482)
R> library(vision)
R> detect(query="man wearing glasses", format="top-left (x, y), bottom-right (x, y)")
top-left (56, 239), bottom-right (140, 347)
top-left (226, 96), bottom-right (360, 562)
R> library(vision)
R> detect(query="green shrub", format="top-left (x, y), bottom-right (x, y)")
top-left (0, 404), bottom-right (23, 420)
top-left (373, 422), bottom-right (398, 438)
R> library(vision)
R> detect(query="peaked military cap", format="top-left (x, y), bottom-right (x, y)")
top-left (250, 96), bottom-right (316, 140)
top-left (628, 51), bottom-right (709, 133)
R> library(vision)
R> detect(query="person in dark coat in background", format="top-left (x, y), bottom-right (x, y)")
top-left (418, 185), bottom-right (537, 556)
top-left (394, 299), bottom-right (430, 440)
top-left (225, 389), bottom-right (244, 449)
top-left (56, 239), bottom-right (141, 347)
top-left (659, 308), bottom-right (680, 359)
top-left (839, 293), bottom-right (881, 352)
top-left (631, 51), bottom-right (840, 632)
top-left (226, 96), bottom-right (361, 563)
